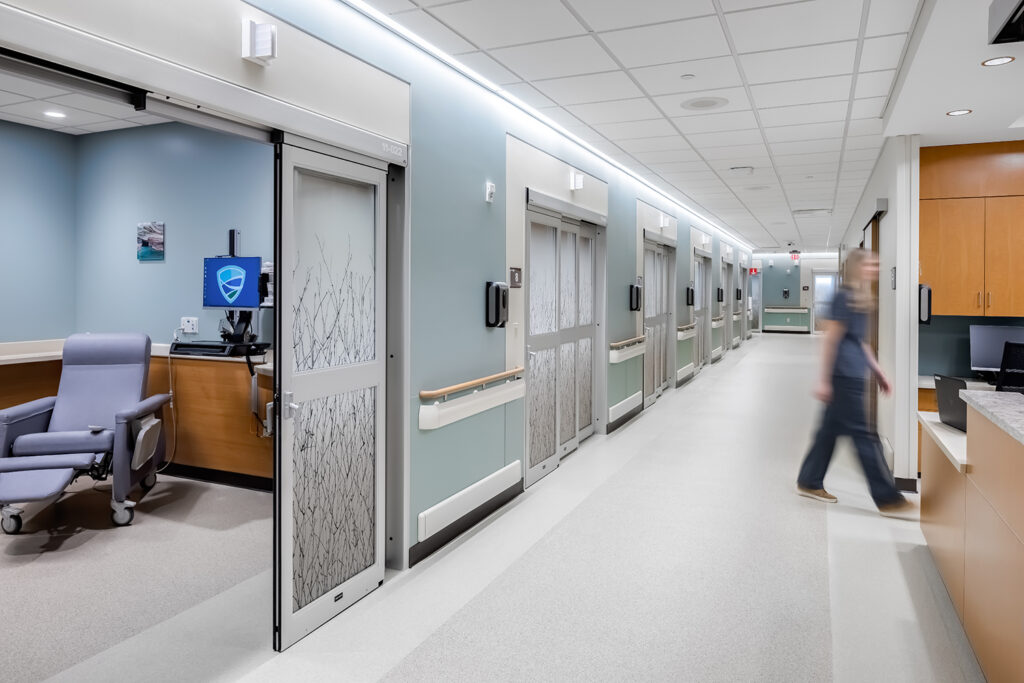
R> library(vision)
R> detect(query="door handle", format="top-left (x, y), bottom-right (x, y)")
top-left (283, 392), bottom-right (301, 419)
top-left (987, 292), bottom-right (992, 308)
top-left (978, 292), bottom-right (982, 308)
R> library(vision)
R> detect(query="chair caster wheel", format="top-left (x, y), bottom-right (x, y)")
top-left (112, 507), bottom-right (134, 527)
top-left (141, 473), bottom-right (157, 491)
top-left (1, 514), bottom-right (22, 535)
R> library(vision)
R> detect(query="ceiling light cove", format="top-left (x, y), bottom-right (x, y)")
top-left (982, 56), bottom-right (1015, 66)
top-left (43, 110), bottom-right (66, 119)
top-left (682, 96), bottom-right (728, 111)
top-left (946, 109), bottom-right (973, 116)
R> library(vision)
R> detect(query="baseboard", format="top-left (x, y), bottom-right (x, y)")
top-left (417, 461), bottom-right (521, 541)
top-left (408, 479), bottom-right (522, 567)
top-left (608, 390), bottom-right (642, 423)
top-left (161, 463), bottom-right (272, 492)
top-left (607, 403), bottom-right (643, 434)
top-left (675, 362), bottom-right (694, 384)
top-left (895, 477), bottom-right (918, 493)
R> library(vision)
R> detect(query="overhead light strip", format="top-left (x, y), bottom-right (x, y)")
top-left (339, 0), bottom-right (755, 252)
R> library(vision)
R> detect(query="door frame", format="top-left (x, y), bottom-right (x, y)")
top-left (811, 269), bottom-right (839, 333)
top-left (642, 239), bottom-right (675, 408)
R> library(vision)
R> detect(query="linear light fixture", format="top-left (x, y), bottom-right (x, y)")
top-left (339, 0), bottom-right (756, 252)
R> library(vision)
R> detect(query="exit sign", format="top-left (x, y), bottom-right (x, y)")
top-left (750, 267), bottom-right (758, 275)
top-left (791, 253), bottom-right (800, 260)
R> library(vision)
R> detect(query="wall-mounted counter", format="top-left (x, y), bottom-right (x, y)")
top-left (919, 391), bottom-right (1024, 681)
top-left (762, 307), bottom-right (810, 333)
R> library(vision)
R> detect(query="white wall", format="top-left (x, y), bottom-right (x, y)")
top-left (839, 135), bottom-right (920, 479)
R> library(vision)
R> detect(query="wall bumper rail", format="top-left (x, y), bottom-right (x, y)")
top-left (609, 335), bottom-right (646, 364)
top-left (419, 367), bottom-right (524, 430)
top-left (677, 324), bottom-right (696, 341)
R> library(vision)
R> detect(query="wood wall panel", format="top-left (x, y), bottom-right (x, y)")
top-left (0, 361), bottom-right (62, 411)
top-left (984, 196), bottom-right (1024, 317)
top-left (920, 431), bottom-right (966, 621)
top-left (919, 198), bottom-right (986, 316)
top-left (921, 141), bottom-right (1024, 199)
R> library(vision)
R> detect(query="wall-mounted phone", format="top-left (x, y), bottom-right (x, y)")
top-left (628, 284), bottom-right (643, 311)
top-left (782, 288), bottom-right (790, 300)
top-left (686, 286), bottom-right (695, 306)
top-left (919, 284), bottom-right (932, 325)
top-left (735, 288), bottom-right (742, 301)
top-left (485, 281), bottom-right (509, 327)
top-left (717, 287), bottom-right (724, 303)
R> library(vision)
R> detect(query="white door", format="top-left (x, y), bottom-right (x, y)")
top-left (643, 241), bottom-right (671, 408)
top-left (275, 145), bottom-right (386, 650)
top-left (694, 255), bottom-right (711, 370)
top-left (813, 271), bottom-right (838, 331)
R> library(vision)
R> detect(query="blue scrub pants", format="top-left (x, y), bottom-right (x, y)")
top-left (797, 375), bottom-right (903, 506)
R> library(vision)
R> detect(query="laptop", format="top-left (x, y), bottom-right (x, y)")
top-left (935, 375), bottom-right (968, 432)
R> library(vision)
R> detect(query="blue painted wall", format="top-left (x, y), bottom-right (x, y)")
top-left (75, 123), bottom-right (274, 343)
top-left (0, 121), bottom-right (77, 342)
top-left (762, 260), bottom-right (801, 307)
top-left (919, 315), bottom-right (1024, 377)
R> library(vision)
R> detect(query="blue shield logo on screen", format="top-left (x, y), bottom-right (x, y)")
top-left (216, 265), bottom-right (246, 304)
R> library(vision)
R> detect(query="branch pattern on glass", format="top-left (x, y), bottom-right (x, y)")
top-left (528, 347), bottom-right (556, 467)
top-left (578, 337), bottom-right (592, 431)
top-left (559, 342), bottom-right (576, 445)
top-left (292, 387), bottom-right (376, 611)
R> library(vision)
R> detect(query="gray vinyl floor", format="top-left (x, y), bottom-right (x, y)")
top-left (37, 334), bottom-right (983, 682)
top-left (1, 472), bottom-right (270, 682)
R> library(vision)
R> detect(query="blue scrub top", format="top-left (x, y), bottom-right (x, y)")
top-left (830, 288), bottom-right (868, 379)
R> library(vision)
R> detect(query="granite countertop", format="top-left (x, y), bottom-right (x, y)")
top-left (960, 390), bottom-right (1024, 446)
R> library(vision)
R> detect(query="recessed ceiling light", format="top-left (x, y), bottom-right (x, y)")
top-left (682, 96), bottom-right (728, 111)
top-left (43, 110), bottom-right (66, 119)
top-left (728, 166), bottom-right (754, 175)
top-left (946, 109), bottom-right (973, 116)
top-left (982, 56), bottom-right (1015, 66)
top-left (746, 185), bottom-right (771, 191)
top-left (679, 73), bottom-right (696, 80)
top-left (793, 208), bottom-right (832, 217)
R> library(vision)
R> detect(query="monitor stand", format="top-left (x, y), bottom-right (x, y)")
top-left (221, 310), bottom-right (254, 344)
top-left (169, 310), bottom-right (269, 357)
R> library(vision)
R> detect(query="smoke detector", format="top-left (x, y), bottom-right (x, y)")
top-left (681, 96), bottom-right (728, 111)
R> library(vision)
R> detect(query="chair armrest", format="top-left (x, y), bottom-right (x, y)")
top-left (0, 397), bottom-right (56, 425)
top-left (0, 453), bottom-right (100, 473)
top-left (115, 394), bottom-right (172, 424)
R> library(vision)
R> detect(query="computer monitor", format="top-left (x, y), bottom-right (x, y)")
top-left (203, 256), bottom-right (262, 309)
top-left (969, 324), bottom-right (1024, 372)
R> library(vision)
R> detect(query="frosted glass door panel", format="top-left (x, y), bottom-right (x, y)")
top-left (530, 224), bottom-right (557, 335)
top-left (578, 336), bottom-right (592, 431)
top-left (293, 170), bottom-right (376, 373)
top-left (579, 237), bottom-right (594, 326)
top-left (528, 347), bottom-right (556, 467)
top-left (558, 342), bottom-right (576, 445)
top-left (560, 232), bottom-right (576, 330)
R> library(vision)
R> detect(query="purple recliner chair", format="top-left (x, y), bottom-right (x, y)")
top-left (0, 333), bottom-right (171, 534)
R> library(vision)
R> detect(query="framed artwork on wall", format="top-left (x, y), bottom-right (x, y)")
top-left (137, 221), bottom-right (165, 261)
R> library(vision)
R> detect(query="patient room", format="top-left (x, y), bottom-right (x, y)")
top-left (0, 59), bottom-right (274, 680)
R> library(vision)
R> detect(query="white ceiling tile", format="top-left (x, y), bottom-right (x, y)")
top-left (629, 56), bottom-right (742, 96)
top-left (593, 118), bottom-right (678, 139)
top-left (850, 96), bottom-right (887, 119)
top-left (773, 151), bottom-right (842, 166)
top-left (366, 0), bottom-right (415, 11)
top-left (854, 70), bottom-right (896, 99)
top-left (843, 148), bottom-right (881, 162)
top-left (456, 51), bottom-right (520, 84)
top-left (842, 159), bottom-right (877, 171)
top-left (740, 42), bottom-right (857, 84)
top-left (700, 143), bottom-right (769, 160)
top-left (0, 90), bottom-right (28, 107)
top-left (865, 0), bottom-right (920, 37)
top-left (687, 128), bottom-right (764, 148)
top-left (0, 72), bottom-right (69, 99)
top-left (647, 159), bottom-right (719, 173)
top-left (759, 101), bottom-right (848, 127)
top-left (859, 34), bottom-right (907, 72)
top-left (631, 148), bottom-right (703, 164)
top-left (503, 82), bottom-right (557, 108)
top-left (538, 106), bottom-right (584, 128)
top-left (53, 126), bottom-right (89, 135)
top-left (845, 134), bottom-right (884, 150)
top-left (430, 0), bottom-right (584, 49)
top-left (617, 135), bottom-right (692, 152)
top-left (720, 0), bottom-right (797, 10)
top-left (726, 0), bottom-right (864, 53)
top-left (567, 0), bottom-right (715, 31)
top-left (656, 87), bottom-right (751, 116)
top-left (567, 97), bottom-right (662, 124)
top-left (601, 16), bottom-right (730, 68)
top-left (673, 110), bottom-right (758, 133)
top-left (77, 120), bottom-right (141, 133)
top-left (533, 70), bottom-right (643, 105)
top-left (751, 75), bottom-right (852, 109)
top-left (0, 101), bottom-right (110, 127)
top-left (661, 170), bottom-right (719, 183)
top-left (391, 9), bottom-right (476, 53)
top-left (771, 138), bottom-right (843, 155)
top-left (764, 121), bottom-right (846, 142)
top-left (491, 36), bottom-right (617, 80)
top-left (563, 124), bottom-right (607, 143)
top-left (846, 118), bottom-right (884, 136)
top-left (45, 93), bottom-right (137, 119)
top-left (0, 109), bottom-right (61, 129)
top-left (125, 113), bottom-right (170, 125)
top-left (777, 163), bottom-right (842, 176)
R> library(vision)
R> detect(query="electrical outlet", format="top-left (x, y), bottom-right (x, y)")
top-left (181, 317), bottom-right (199, 335)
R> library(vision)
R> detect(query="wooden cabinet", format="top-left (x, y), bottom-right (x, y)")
top-left (920, 196), bottom-right (1024, 317)
top-left (920, 198), bottom-right (985, 315)
top-left (984, 196), bottom-right (1024, 317)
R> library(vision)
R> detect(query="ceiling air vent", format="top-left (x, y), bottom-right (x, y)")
top-left (989, 0), bottom-right (1024, 43)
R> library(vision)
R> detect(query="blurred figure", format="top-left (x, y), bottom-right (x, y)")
top-left (796, 249), bottom-right (911, 514)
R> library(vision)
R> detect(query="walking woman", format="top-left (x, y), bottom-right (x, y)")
top-left (796, 248), bottom-right (911, 513)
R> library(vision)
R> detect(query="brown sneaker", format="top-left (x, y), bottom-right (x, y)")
top-left (797, 486), bottom-right (838, 503)
top-left (877, 497), bottom-right (916, 517)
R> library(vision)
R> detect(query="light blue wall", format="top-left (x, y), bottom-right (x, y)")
top-left (919, 315), bottom-right (1024, 377)
top-left (0, 121), bottom-right (77, 341)
top-left (762, 261), bottom-right (801, 307)
top-left (75, 123), bottom-right (273, 343)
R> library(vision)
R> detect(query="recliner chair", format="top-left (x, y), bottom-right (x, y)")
top-left (0, 333), bottom-right (171, 534)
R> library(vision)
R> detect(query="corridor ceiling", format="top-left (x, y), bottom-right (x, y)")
top-left (363, 0), bottom-right (923, 249)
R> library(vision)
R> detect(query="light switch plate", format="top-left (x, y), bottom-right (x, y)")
top-left (181, 317), bottom-right (199, 334)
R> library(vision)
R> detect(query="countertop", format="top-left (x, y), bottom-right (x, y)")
top-left (918, 375), bottom-right (993, 391)
top-left (917, 411), bottom-right (968, 473)
top-left (0, 340), bottom-right (267, 365)
top-left (960, 390), bottom-right (1024, 446)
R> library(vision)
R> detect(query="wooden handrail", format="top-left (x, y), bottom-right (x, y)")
top-left (712, 315), bottom-right (725, 322)
top-left (420, 366), bottom-right (524, 401)
top-left (609, 334), bottom-right (646, 350)
top-left (677, 322), bottom-right (696, 331)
